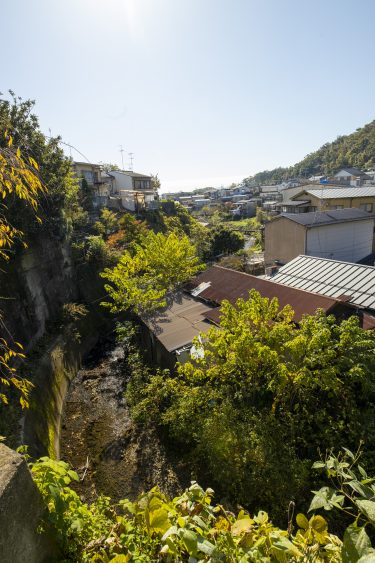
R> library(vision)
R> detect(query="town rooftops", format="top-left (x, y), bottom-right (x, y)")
top-left (272, 255), bottom-right (375, 311)
top-left (188, 265), bottom-right (341, 322)
top-left (277, 208), bottom-right (375, 227)
top-left (300, 186), bottom-right (375, 199)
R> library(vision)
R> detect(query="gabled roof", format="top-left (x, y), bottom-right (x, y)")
top-left (276, 208), bottom-right (375, 227)
top-left (301, 186), bottom-right (375, 199)
top-left (109, 170), bottom-right (151, 179)
top-left (335, 167), bottom-right (369, 177)
top-left (188, 266), bottom-right (341, 322)
top-left (272, 255), bottom-right (375, 311)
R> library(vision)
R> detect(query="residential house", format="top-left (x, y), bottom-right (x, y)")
top-left (334, 167), bottom-right (370, 186)
top-left (265, 208), bottom-right (375, 265)
top-left (72, 161), bottom-right (112, 207)
top-left (291, 185), bottom-right (375, 213)
top-left (140, 293), bottom-right (213, 369)
top-left (271, 255), bottom-right (375, 328)
top-left (108, 170), bottom-right (159, 213)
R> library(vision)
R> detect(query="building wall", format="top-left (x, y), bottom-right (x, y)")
top-left (306, 220), bottom-right (374, 262)
top-left (109, 171), bottom-right (133, 191)
top-left (265, 218), bottom-right (306, 265)
top-left (295, 193), bottom-right (375, 212)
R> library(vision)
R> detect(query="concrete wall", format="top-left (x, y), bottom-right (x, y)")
top-left (306, 219), bottom-right (374, 262)
top-left (0, 444), bottom-right (58, 563)
top-left (109, 171), bottom-right (133, 191)
top-left (0, 236), bottom-right (78, 350)
top-left (265, 218), bottom-right (306, 265)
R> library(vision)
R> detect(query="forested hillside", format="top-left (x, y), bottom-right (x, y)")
top-left (243, 119), bottom-right (375, 185)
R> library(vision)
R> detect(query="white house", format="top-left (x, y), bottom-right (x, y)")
top-left (334, 167), bottom-right (370, 186)
top-left (108, 170), bottom-right (158, 212)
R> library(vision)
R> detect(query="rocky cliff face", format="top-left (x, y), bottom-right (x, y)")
top-left (0, 233), bottom-right (113, 457)
top-left (0, 234), bottom-right (78, 350)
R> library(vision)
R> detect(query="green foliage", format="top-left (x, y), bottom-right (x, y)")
top-left (309, 448), bottom-right (375, 562)
top-left (0, 91), bottom-right (85, 238)
top-left (101, 231), bottom-right (203, 315)
top-left (243, 119), bottom-right (375, 185)
top-left (31, 456), bottom-right (344, 562)
top-left (129, 291), bottom-right (375, 518)
top-left (31, 457), bottom-right (115, 560)
top-left (94, 208), bottom-right (118, 238)
top-left (210, 225), bottom-right (245, 255)
top-left (85, 235), bottom-right (115, 265)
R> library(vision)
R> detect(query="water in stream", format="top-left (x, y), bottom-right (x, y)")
top-left (60, 338), bottom-right (189, 503)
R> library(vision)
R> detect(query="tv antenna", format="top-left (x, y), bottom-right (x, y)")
top-left (128, 152), bottom-right (134, 171)
top-left (119, 145), bottom-right (125, 170)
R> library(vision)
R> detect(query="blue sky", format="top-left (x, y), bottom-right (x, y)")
top-left (2, 0), bottom-right (375, 191)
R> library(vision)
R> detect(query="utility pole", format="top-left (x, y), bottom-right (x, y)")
top-left (119, 145), bottom-right (125, 170)
top-left (128, 152), bottom-right (134, 171)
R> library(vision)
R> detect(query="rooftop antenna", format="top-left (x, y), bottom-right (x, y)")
top-left (128, 152), bottom-right (134, 171)
top-left (119, 145), bottom-right (125, 170)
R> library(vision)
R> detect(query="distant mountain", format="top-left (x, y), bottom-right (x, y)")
top-left (243, 119), bottom-right (375, 186)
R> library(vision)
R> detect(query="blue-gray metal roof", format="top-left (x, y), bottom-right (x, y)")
top-left (273, 255), bottom-right (375, 310)
top-left (279, 208), bottom-right (375, 226)
top-left (305, 186), bottom-right (375, 199)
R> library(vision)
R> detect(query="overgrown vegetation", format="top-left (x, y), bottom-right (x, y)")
top-left (29, 446), bottom-right (375, 561)
top-left (127, 291), bottom-right (375, 522)
top-left (101, 231), bottom-right (203, 315)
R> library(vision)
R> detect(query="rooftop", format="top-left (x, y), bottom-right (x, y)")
top-left (335, 167), bottom-right (370, 177)
top-left (272, 255), bottom-right (375, 311)
top-left (142, 293), bottom-right (212, 352)
top-left (188, 265), bottom-right (341, 322)
top-left (301, 186), bottom-right (375, 199)
top-left (277, 208), bottom-right (375, 227)
top-left (109, 170), bottom-right (152, 179)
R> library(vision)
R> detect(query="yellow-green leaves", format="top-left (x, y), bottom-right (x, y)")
top-left (101, 231), bottom-right (203, 316)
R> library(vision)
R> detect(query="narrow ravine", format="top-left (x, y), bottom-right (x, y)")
top-left (60, 338), bottom-right (189, 503)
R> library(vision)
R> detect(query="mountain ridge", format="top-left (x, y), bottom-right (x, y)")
top-left (243, 119), bottom-right (375, 186)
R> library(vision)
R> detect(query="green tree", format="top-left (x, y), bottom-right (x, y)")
top-left (0, 90), bottom-right (84, 237)
top-left (94, 208), bottom-right (118, 238)
top-left (210, 225), bottom-right (244, 255)
top-left (101, 231), bottom-right (203, 315)
top-left (129, 291), bottom-right (375, 518)
top-left (0, 129), bottom-right (45, 406)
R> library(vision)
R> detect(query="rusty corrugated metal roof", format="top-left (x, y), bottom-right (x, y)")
top-left (189, 266), bottom-right (341, 322)
top-left (362, 313), bottom-right (375, 330)
top-left (142, 294), bottom-right (212, 351)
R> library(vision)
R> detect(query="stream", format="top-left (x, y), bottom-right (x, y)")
top-left (60, 338), bottom-right (189, 503)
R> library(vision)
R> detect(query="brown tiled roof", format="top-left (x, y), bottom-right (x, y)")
top-left (188, 266), bottom-right (341, 322)
top-left (361, 313), bottom-right (375, 330)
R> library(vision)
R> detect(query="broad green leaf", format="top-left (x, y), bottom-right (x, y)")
top-left (181, 529), bottom-right (198, 556)
top-left (296, 513), bottom-right (309, 530)
top-left (231, 517), bottom-right (253, 536)
top-left (310, 514), bottom-right (328, 533)
top-left (197, 537), bottom-right (217, 556)
top-left (149, 508), bottom-right (170, 534)
top-left (356, 500), bottom-right (375, 525)
top-left (342, 525), bottom-right (371, 563)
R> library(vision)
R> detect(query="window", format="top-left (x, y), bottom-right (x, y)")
top-left (359, 203), bottom-right (373, 212)
top-left (82, 170), bottom-right (94, 184)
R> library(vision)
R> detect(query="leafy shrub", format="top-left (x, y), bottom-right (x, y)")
top-left (31, 455), bottom-right (345, 562)
top-left (128, 291), bottom-right (375, 521)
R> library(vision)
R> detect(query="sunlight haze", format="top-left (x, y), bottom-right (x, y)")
top-left (2, 0), bottom-right (375, 191)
